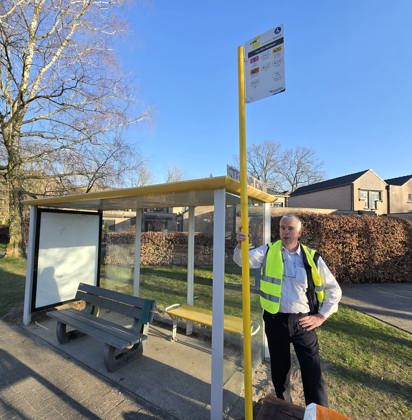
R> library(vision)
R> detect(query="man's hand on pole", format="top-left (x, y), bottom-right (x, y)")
top-left (236, 231), bottom-right (247, 246)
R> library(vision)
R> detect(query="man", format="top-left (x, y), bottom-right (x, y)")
top-left (234, 214), bottom-right (341, 407)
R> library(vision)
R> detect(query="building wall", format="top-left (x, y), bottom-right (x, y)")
top-left (388, 185), bottom-right (404, 214)
top-left (271, 195), bottom-right (287, 207)
top-left (353, 171), bottom-right (387, 215)
top-left (288, 185), bottom-right (352, 210)
top-left (182, 206), bottom-right (214, 235)
top-left (388, 179), bottom-right (412, 214)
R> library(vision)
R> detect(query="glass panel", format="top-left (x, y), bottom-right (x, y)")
top-left (100, 197), bottom-right (268, 418)
top-left (223, 193), bottom-right (265, 417)
top-left (100, 206), bottom-right (214, 417)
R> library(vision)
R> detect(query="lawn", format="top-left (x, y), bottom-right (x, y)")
top-left (0, 254), bottom-right (411, 419)
top-left (100, 263), bottom-right (262, 319)
top-left (0, 245), bottom-right (26, 317)
top-left (319, 305), bottom-right (412, 419)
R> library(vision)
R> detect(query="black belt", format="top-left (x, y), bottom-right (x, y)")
top-left (264, 311), bottom-right (309, 317)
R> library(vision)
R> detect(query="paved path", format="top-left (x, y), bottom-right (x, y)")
top-left (341, 283), bottom-right (412, 333)
top-left (0, 319), bottom-right (169, 419)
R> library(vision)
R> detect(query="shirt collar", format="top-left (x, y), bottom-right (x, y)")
top-left (282, 242), bottom-right (302, 255)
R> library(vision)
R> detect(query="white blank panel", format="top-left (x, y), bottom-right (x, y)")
top-left (35, 211), bottom-right (100, 309)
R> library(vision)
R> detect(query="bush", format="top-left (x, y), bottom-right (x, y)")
top-left (103, 231), bottom-right (215, 266)
top-left (271, 214), bottom-right (412, 284)
top-left (103, 214), bottom-right (412, 284)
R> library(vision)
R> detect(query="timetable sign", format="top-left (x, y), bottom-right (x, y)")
top-left (245, 26), bottom-right (285, 103)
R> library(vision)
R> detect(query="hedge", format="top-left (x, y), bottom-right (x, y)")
top-left (98, 214), bottom-right (412, 284)
top-left (103, 231), bottom-right (217, 267)
top-left (271, 214), bottom-right (412, 284)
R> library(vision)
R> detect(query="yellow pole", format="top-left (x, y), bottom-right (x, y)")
top-left (238, 45), bottom-right (253, 420)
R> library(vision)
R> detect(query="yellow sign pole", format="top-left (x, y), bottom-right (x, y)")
top-left (238, 45), bottom-right (253, 420)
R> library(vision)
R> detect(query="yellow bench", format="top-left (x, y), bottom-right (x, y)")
top-left (165, 303), bottom-right (260, 341)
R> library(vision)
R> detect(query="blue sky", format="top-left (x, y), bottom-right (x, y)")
top-left (114, 0), bottom-right (411, 184)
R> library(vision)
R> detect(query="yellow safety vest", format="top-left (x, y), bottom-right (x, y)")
top-left (259, 240), bottom-right (325, 314)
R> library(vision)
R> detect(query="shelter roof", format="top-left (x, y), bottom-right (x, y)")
top-left (24, 176), bottom-right (275, 211)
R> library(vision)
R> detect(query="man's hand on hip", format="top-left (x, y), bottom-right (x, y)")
top-left (299, 314), bottom-right (326, 331)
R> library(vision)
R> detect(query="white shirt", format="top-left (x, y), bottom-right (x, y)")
top-left (233, 243), bottom-right (342, 319)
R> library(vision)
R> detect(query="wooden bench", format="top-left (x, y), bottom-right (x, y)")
top-left (165, 303), bottom-right (260, 341)
top-left (47, 283), bottom-right (156, 372)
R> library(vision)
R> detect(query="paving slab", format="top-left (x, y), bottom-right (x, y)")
top-left (341, 283), bottom-right (412, 333)
top-left (25, 312), bottom-right (249, 420)
top-left (0, 319), bottom-right (167, 419)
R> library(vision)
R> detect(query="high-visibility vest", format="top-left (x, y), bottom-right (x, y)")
top-left (259, 240), bottom-right (325, 314)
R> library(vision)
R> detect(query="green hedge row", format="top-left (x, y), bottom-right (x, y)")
top-left (103, 214), bottom-right (412, 284)
top-left (271, 214), bottom-right (412, 284)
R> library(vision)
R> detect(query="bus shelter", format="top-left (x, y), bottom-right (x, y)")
top-left (23, 176), bottom-right (274, 419)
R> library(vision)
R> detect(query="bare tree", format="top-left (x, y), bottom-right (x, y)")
top-left (165, 165), bottom-right (183, 183)
top-left (236, 141), bottom-right (283, 190)
top-left (0, 0), bottom-right (148, 256)
top-left (278, 146), bottom-right (324, 192)
top-left (235, 141), bottom-right (324, 192)
top-left (135, 164), bottom-right (152, 187)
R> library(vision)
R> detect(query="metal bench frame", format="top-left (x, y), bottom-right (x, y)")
top-left (47, 283), bottom-right (155, 372)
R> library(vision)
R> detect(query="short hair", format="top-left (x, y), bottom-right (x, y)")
top-left (280, 214), bottom-right (302, 232)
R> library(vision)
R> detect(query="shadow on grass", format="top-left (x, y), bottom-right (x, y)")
top-left (326, 360), bottom-right (412, 404)
top-left (323, 310), bottom-right (412, 351)
top-left (0, 265), bottom-right (26, 317)
top-left (0, 266), bottom-right (25, 283)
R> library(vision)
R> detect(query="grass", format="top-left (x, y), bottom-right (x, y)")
top-left (319, 305), bottom-right (412, 419)
top-left (0, 245), bottom-right (26, 317)
top-left (100, 263), bottom-right (262, 318)
top-left (0, 255), bottom-right (411, 419)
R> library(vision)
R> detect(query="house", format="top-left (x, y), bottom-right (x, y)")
top-left (385, 174), bottom-right (412, 216)
top-left (288, 169), bottom-right (388, 215)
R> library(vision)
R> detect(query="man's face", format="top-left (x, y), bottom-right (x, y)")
top-left (280, 218), bottom-right (301, 249)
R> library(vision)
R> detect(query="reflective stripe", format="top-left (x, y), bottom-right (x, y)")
top-left (258, 290), bottom-right (280, 303)
top-left (262, 275), bottom-right (281, 285)
top-left (315, 286), bottom-right (324, 292)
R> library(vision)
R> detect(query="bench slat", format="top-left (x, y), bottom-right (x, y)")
top-left (77, 283), bottom-right (154, 309)
top-left (76, 290), bottom-right (143, 319)
top-left (53, 309), bottom-right (140, 338)
top-left (166, 304), bottom-right (244, 335)
top-left (76, 284), bottom-right (155, 323)
top-left (48, 310), bottom-right (141, 349)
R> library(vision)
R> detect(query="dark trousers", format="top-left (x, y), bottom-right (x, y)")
top-left (263, 311), bottom-right (328, 407)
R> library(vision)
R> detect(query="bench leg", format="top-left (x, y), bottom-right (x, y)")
top-left (171, 318), bottom-right (178, 341)
top-left (103, 342), bottom-right (143, 372)
top-left (56, 321), bottom-right (70, 344)
top-left (56, 321), bottom-right (83, 344)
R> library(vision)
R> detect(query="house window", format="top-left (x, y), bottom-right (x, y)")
top-left (359, 189), bottom-right (381, 210)
top-left (408, 194), bottom-right (412, 203)
top-left (359, 190), bottom-right (368, 202)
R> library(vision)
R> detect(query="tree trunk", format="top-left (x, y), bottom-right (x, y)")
top-left (6, 183), bottom-right (24, 257)
top-left (4, 126), bottom-right (26, 258)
